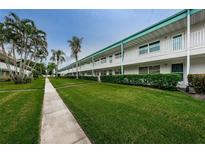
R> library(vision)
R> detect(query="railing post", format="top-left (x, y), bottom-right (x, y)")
top-left (186, 9), bottom-right (191, 86)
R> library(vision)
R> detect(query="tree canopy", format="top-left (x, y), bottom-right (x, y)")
top-left (0, 12), bottom-right (48, 83)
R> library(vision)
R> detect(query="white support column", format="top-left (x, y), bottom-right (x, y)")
top-left (92, 56), bottom-right (94, 76)
top-left (186, 9), bottom-right (191, 85)
top-left (120, 42), bottom-right (124, 75)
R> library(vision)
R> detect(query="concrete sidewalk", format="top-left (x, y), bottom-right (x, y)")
top-left (40, 78), bottom-right (91, 144)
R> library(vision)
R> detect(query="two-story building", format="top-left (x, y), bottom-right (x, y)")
top-left (0, 50), bottom-right (31, 80)
top-left (59, 9), bottom-right (205, 88)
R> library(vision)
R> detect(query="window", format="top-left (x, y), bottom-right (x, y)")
top-left (149, 65), bottom-right (160, 74)
top-left (109, 70), bottom-right (113, 75)
top-left (115, 69), bottom-right (121, 75)
top-left (139, 45), bottom-right (148, 55)
top-left (172, 63), bottom-right (183, 81)
top-left (139, 65), bottom-right (160, 74)
top-left (101, 57), bottom-right (106, 64)
top-left (173, 34), bottom-right (182, 51)
top-left (115, 52), bottom-right (121, 59)
top-left (149, 41), bottom-right (160, 52)
top-left (109, 55), bottom-right (113, 63)
top-left (139, 67), bottom-right (148, 74)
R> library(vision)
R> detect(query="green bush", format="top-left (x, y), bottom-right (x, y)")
top-left (64, 75), bottom-right (76, 79)
top-left (24, 77), bottom-right (32, 83)
top-left (61, 75), bottom-right (98, 81)
top-left (32, 70), bottom-right (40, 79)
top-left (79, 76), bottom-right (98, 81)
top-left (101, 74), bottom-right (181, 90)
top-left (14, 77), bottom-right (32, 84)
top-left (188, 74), bottom-right (205, 93)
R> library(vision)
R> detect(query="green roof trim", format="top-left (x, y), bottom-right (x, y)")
top-left (60, 9), bottom-right (202, 71)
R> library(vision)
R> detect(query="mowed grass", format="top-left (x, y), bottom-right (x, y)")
top-left (0, 78), bottom-right (45, 91)
top-left (50, 78), bottom-right (205, 144)
top-left (49, 77), bottom-right (95, 88)
top-left (0, 78), bottom-right (45, 143)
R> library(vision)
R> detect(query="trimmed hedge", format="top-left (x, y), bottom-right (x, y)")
top-left (101, 74), bottom-right (181, 90)
top-left (65, 75), bottom-right (76, 79)
top-left (188, 74), bottom-right (205, 93)
top-left (79, 76), bottom-right (98, 81)
top-left (62, 75), bottom-right (98, 81)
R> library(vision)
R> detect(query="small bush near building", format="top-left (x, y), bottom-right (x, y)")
top-left (188, 74), bottom-right (205, 93)
top-left (101, 74), bottom-right (181, 90)
top-left (79, 76), bottom-right (98, 81)
top-left (61, 75), bottom-right (98, 81)
top-left (14, 77), bottom-right (32, 84)
top-left (64, 75), bottom-right (76, 79)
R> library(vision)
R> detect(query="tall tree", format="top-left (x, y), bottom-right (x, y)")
top-left (47, 62), bottom-right (57, 76)
top-left (68, 36), bottom-right (83, 79)
top-left (50, 49), bottom-right (66, 76)
top-left (0, 12), bottom-right (48, 83)
top-left (32, 63), bottom-right (46, 78)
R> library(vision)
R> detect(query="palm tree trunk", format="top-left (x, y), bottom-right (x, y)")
top-left (12, 42), bottom-right (18, 75)
top-left (56, 61), bottom-right (59, 77)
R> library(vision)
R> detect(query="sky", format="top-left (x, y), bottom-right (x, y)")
top-left (0, 9), bottom-right (180, 68)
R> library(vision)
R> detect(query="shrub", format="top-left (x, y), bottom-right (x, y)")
top-left (188, 74), bottom-right (205, 93)
top-left (0, 77), bottom-right (11, 82)
top-left (79, 76), bottom-right (98, 81)
top-left (14, 77), bottom-right (32, 84)
top-left (32, 70), bottom-right (40, 79)
top-left (101, 74), bottom-right (181, 90)
top-left (64, 75), bottom-right (76, 79)
top-left (24, 77), bottom-right (32, 83)
top-left (61, 75), bottom-right (98, 81)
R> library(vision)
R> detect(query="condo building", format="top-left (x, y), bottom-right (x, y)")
top-left (0, 50), bottom-right (31, 80)
top-left (0, 51), bottom-right (11, 80)
top-left (59, 9), bottom-right (205, 88)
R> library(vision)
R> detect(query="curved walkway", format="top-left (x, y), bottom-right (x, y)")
top-left (40, 78), bottom-right (91, 144)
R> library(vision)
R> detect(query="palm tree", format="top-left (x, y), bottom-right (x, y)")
top-left (68, 36), bottom-right (83, 79)
top-left (50, 49), bottom-right (66, 76)
top-left (47, 63), bottom-right (57, 76)
top-left (28, 28), bottom-right (48, 73)
top-left (0, 12), bottom-right (48, 83)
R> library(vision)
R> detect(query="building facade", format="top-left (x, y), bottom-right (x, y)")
top-left (0, 51), bottom-right (31, 80)
top-left (59, 9), bottom-right (205, 88)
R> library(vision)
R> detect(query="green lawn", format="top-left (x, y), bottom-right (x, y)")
top-left (49, 77), bottom-right (96, 88)
top-left (50, 78), bottom-right (205, 144)
top-left (0, 78), bottom-right (45, 143)
top-left (0, 78), bottom-right (45, 91)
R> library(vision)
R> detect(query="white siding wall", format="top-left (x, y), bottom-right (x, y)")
top-left (124, 65), bottom-right (138, 74)
top-left (93, 54), bottom-right (121, 70)
top-left (190, 57), bottom-right (205, 74)
top-left (123, 29), bottom-right (187, 66)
